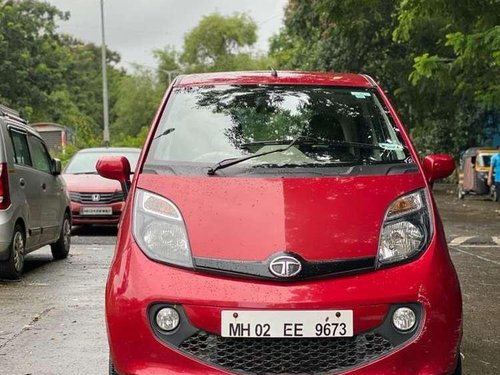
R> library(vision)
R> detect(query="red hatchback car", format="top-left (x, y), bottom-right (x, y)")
top-left (63, 147), bottom-right (140, 226)
top-left (98, 71), bottom-right (462, 375)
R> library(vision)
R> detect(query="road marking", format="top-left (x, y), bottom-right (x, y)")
top-left (457, 245), bottom-right (500, 248)
top-left (450, 246), bottom-right (500, 266)
top-left (449, 236), bottom-right (475, 246)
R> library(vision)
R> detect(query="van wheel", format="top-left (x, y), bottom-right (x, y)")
top-left (51, 213), bottom-right (71, 260)
top-left (0, 224), bottom-right (25, 280)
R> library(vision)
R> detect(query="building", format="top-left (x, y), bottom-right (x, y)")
top-left (31, 123), bottom-right (75, 153)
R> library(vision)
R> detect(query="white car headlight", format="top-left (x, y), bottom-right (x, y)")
top-left (133, 188), bottom-right (193, 268)
top-left (377, 189), bottom-right (433, 267)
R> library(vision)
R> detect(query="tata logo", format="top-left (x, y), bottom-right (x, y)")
top-left (91, 194), bottom-right (101, 202)
top-left (269, 255), bottom-right (302, 278)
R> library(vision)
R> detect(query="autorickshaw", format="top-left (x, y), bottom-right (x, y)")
top-left (457, 147), bottom-right (496, 199)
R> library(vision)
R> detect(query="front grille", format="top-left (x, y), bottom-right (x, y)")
top-left (179, 331), bottom-right (393, 374)
top-left (69, 191), bottom-right (124, 204)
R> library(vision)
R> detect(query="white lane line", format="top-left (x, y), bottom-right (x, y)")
top-left (450, 246), bottom-right (500, 266)
top-left (492, 237), bottom-right (500, 245)
top-left (458, 245), bottom-right (500, 248)
top-left (448, 236), bottom-right (474, 246)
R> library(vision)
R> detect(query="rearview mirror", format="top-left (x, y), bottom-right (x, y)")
top-left (96, 156), bottom-right (132, 198)
top-left (422, 154), bottom-right (455, 183)
top-left (52, 158), bottom-right (62, 175)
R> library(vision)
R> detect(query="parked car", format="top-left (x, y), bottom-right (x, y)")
top-left (457, 147), bottom-right (497, 200)
top-left (63, 147), bottom-right (140, 226)
top-left (98, 71), bottom-right (462, 375)
top-left (0, 104), bottom-right (71, 280)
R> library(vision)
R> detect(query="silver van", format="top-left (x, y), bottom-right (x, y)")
top-left (0, 104), bottom-right (71, 279)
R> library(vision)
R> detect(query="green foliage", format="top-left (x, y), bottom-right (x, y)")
top-left (113, 126), bottom-right (149, 148)
top-left (0, 0), bottom-right (126, 149)
top-left (110, 67), bottom-right (162, 144)
top-left (395, 0), bottom-right (500, 110)
top-left (180, 12), bottom-right (266, 72)
top-left (153, 46), bottom-right (181, 87)
top-left (0, 0), bottom-right (68, 115)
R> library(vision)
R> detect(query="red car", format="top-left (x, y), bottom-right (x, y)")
top-left (98, 72), bottom-right (462, 375)
top-left (63, 147), bottom-right (140, 226)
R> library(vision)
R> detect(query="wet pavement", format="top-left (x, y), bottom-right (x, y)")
top-left (0, 186), bottom-right (499, 374)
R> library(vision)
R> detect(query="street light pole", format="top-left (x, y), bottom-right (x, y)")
top-left (100, 0), bottom-right (110, 146)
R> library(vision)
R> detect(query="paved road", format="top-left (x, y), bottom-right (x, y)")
top-left (0, 187), bottom-right (499, 374)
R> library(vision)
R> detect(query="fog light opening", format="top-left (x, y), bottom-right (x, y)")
top-left (155, 307), bottom-right (180, 332)
top-left (392, 307), bottom-right (416, 332)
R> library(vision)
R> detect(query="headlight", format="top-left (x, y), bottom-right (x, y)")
top-left (133, 188), bottom-right (193, 268)
top-left (377, 189), bottom-right (433, 267)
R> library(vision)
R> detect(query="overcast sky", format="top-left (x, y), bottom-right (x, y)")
top-left (45, 0), bottom-right (288, 70)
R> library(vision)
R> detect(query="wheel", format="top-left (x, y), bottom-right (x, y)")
top-left (452, 356), bottom-right (462, 375)
top-left (0, 224), bottom-right (25, 280)
top-left (51, 213), bottom-right (71, 260)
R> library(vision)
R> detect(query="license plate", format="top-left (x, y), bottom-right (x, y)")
top-left (221, 310), bottom-right (353, 338)
top-left (80, 207), bottom-right (112, 216)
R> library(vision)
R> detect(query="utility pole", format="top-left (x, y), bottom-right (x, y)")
top-left (100, 0), bottom-right (110, 146)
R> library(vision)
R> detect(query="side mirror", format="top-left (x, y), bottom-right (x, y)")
top-left (52, 158), bottom-right (62, 175)
top-left (422, 154), bottom-right (455, 183)
top-left (96, 156), bottom-right (132, 198)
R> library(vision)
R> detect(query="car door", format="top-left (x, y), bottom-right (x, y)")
top-left (27, 135), bottom-right (62, 244)
top-left (8, 127), bottom-right (41, 248)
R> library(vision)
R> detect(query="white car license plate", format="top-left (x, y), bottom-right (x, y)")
top-left (80, 207), bottom-right (112, 216)
top-left (221, 310), bottom-right (353, 338)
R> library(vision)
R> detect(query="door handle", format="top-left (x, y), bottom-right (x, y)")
top-left (41, 182), bottom-right (46, 190)
top-left (19, 178), bottom-right (25, 187)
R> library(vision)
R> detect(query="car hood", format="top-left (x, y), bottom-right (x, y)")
top-left (62, 173), bottom-right (122, 193)
top-left (136, 173), bottom-right (427, 262)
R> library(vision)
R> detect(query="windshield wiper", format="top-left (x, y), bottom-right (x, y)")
top-left (207, 136), bottom-right (303, 176)
top-left (153, 128), bottom-right (175, 140)
top-left (242, 137), bottom-right (396, 150)
top-left (72, 171), bottom-right (98, 175)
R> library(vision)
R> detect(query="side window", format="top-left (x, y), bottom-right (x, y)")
top-left (28, 136), bottom-right (52, 173)
top-left (10, 130), bottom-right (32, 166)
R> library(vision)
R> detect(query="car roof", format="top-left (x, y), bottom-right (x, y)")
top-left (76, 147), bottom-right (141, 154)
top-left (174, 71), bottom-right (376, 88)
top-left (463, 147), bottom-right (498, 158)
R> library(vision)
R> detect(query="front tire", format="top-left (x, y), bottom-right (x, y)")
top-left (109, 357), bottom-right (118, 375)
top-left (0, 224), bottom-right (25, 280)
top-left (51, 213), bottom-right (71, 260)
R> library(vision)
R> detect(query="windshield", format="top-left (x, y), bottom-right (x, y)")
top-left (478, 154), bottom-right (492, 167)
top-left (65, 150), bottom-right (140, 174)
top-left (145, 85), bottom-right (411, 174)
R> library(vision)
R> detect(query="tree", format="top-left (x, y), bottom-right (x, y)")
top-left (269, 0), bottom-right (414, 120)
top-left (394, 0), bottom-right (499, 110)
top-left (0, 0), bottom-right (68, 117)
top-left (110, 66), bottom-right (162, 143)
top-left (154, 45), bottom-right (181, 88)
top-left (180, 12), bottom-right (268, 72)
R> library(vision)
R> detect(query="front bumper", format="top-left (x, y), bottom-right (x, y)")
top-left (70, 201), bottom-right (124, 225)
top-left (106, 234), bottom-right (462, 375)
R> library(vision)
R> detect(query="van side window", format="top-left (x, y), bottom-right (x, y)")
top-left (10, 130), bottom-right (32, 166)
top-left (28, 136), bottom-right (52, 173)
